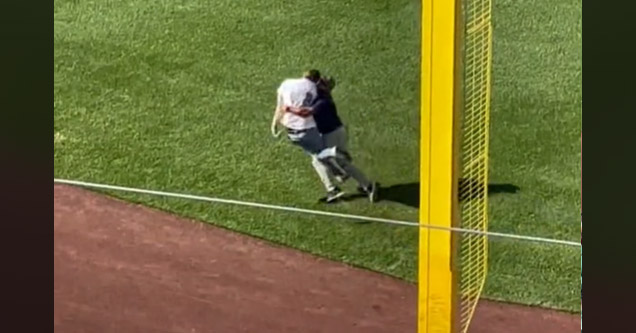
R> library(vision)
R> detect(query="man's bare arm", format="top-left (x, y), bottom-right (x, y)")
top-left (286, 105), bottom-right (314, 117)
top-left (286, 97), bottom-right (329, 117)
top-left (271, 92), bottom-right (285, 137)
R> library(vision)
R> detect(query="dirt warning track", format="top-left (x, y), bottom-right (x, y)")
top-left (54, 185), bottom-right (579, 332)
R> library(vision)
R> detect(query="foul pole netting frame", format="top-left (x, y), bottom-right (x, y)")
top-left (419, 0), bottom-right (492, 331)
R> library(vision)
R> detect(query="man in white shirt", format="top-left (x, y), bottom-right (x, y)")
top-left (271, 70), bottom-right (347, 202)
top-left (285, 76), bottom-right (378, 203)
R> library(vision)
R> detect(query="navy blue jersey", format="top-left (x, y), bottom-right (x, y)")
top-left (311, 92), bottom-right (343, 134)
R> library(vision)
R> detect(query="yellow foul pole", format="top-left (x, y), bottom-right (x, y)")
top-left (418, 0), bottom-right (462, 331)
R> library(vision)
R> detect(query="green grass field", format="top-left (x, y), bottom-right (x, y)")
top-left (54, 0), bottom-right (581, 312)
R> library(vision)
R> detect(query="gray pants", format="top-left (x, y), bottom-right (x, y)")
top-left (287, 127), bottom-right (343, 192)
top-left (287, 127), bottom-right (324, 155)
top-left (318, 126), bottom-right (371, 190)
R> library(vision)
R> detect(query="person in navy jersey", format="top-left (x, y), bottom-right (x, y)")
top-left (287, 76), bottom-right (378, 203)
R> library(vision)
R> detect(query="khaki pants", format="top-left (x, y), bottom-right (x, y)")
top-left (288, 127), bottom-right (343, 192)
top-left (319, 126), bottom-right (371, 189)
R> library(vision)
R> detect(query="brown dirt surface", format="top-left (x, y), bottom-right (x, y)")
top-left (54, 184), bottom-right (580, 333)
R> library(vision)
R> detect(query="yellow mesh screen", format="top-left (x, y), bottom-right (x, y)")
top-left (457, 0), bottom-right (492, 331)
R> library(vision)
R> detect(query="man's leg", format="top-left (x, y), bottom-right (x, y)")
top-left (324, 126), bottom-right (350, 156)
top-left (310, 156), bottom-right (347, 203)
top-left (289, 128), bottom-right (345, 202)
top-left (322, 126), bottom-right (378, 202)
top-left (311, 156), bottom-right (335, 190)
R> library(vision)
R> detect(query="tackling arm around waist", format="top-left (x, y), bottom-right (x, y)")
top-left (286, 98), bottom-right (328, 116)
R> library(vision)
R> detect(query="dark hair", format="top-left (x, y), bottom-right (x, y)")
top-left (318, 76), bottom-right (336, 91)
top-left (303, 69), bottom-right (321, 82)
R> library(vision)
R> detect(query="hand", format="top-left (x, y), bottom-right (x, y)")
top-left (287, 106), bottom-right (311, 117)
top-left (297, 110), bottom-right (311, 117)
top-left (271, 124), bottom-right (281, 138)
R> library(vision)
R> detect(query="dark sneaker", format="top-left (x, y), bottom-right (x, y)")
top-left (326, 187), bottom-right (345, 203)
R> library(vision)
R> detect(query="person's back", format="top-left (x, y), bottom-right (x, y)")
top-left (277, 78), bottom-right (317, 130)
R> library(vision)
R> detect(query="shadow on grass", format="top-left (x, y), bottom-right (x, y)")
top-left (340, 179), bottom-right (520, 208)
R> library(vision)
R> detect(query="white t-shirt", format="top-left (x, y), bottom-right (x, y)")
top-left (276, 78), bottom-right (318, 130)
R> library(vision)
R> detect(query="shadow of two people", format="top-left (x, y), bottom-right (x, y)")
top-left (341, 179), bottom-right (520, 208)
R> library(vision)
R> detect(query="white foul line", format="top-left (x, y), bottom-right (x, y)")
top-left (53, 178), bottom-right (581, 248)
